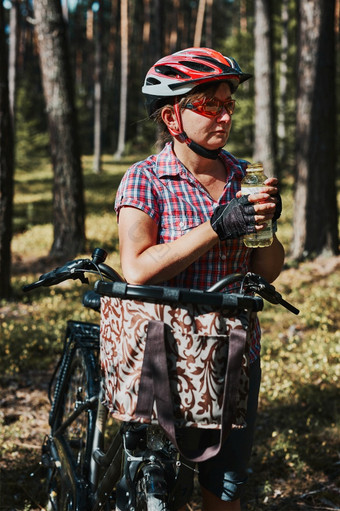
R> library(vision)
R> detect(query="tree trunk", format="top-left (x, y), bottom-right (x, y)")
top-left (114, 0), bottom-right (128, 159)
top-left (240, 0), bottom-right (247, 33)
top-left (277, 0), bottom-right (289, 167)
top-left (0, 1), bottom-right (14, 299)
top-left (143, 0), bottom-right (151, 63)
top-left (167, 0), bottom-right (179, 53)
top-left (102, 0), bottom-right (118, 135)
top-left (33, 0), bottom-right (85, 258)
top-left (8, 0), bottom-right (20, 128)
top-left (205, 0), bottom-right (213, 47)
top-left (253, 0), bottom-right (276, 177)
top-left (194, 0), bottom-right (206, 47)
top-left (93, 1), bottom-right (103, 174)
top-left (292, 0), bottom-right (338, 259)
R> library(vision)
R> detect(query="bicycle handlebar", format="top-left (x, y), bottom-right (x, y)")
top-left (94, 280), bottom-right (264, 312)
top-left (22, 247), bottom-right (299, 315)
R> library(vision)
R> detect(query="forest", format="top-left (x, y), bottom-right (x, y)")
top-left (0, 0), bottom-right (339, 510)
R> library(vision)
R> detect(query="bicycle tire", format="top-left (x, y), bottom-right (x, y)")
top-left (49, 321), bottom-right (100, 427)
top-left (46, 466), bottom-right (75, 511)
top-left (47, 326), bottom-right (100, 510)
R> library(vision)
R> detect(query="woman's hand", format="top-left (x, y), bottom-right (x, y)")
top-left (236, 177), bottom-right (281, 230)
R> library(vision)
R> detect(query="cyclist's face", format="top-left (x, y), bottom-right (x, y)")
top-left (181, 82), bottom-right (233, 149)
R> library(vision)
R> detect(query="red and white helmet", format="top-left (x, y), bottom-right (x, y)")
top-left (142, 47), bottom-right (252, 115)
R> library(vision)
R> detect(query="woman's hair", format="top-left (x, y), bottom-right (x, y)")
top-left (151, 81), bottom-right (229, 145)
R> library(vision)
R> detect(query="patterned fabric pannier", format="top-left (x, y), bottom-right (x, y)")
top-left (100, 296), bottom-right (253, 461)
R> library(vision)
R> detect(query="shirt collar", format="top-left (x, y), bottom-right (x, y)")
top-left (155, 142), bottom-right (185, 178)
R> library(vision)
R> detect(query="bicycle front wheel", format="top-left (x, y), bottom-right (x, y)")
top-left (55, 343), bottom-right (99, 478)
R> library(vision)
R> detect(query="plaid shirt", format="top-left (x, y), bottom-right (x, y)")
top-left (115, 142), bottom-right (261, 361)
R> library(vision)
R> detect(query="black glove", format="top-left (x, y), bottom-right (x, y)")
top-left (273, 193), bottom-right (282, 222)
top-left (211, 196), bottom-right (256, 241)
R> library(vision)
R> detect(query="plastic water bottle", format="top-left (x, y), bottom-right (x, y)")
top-left (241, 162), bottom-right (273, 248)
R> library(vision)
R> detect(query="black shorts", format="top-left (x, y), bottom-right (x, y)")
top-left (173, 358), bottom-right (262, 507)
top-left (198, 357), bottom-right (262, 501)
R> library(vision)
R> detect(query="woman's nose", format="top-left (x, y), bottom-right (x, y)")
top-left (217, 107), bottom-right (232, 121)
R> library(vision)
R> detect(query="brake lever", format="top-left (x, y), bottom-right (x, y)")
top-left (245, 273), bottom-right (299, 315)
top-left (22, 259), bottom-right (91, 291)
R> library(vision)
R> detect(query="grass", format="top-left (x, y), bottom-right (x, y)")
top-left (0, 155), bottom-right (339, 510)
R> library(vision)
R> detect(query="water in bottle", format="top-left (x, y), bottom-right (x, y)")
top-left (241, 162), bottom-right (273, 248)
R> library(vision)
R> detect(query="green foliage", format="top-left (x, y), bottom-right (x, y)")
top-left (15, 79), bottom-right (49, 171)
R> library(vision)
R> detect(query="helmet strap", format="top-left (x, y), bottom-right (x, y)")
top-left (186, 138), bottom-right (222, 160)
top-left (169, 103), bottom-right (222, 160)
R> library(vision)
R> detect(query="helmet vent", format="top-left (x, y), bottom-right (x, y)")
top-left (145, 77), bottom-right (161, 86)
top-left (179, 60), bottom-right (213, 73)
top-left (198, 55), bottom-right (233, 74)
top-left (155, 65), bottom-right (190, 79)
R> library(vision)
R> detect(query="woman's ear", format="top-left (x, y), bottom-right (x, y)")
top-left (161, 106), bottom-right (179, 133)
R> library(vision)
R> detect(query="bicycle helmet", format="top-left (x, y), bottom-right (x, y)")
top-left (142, 47), bottom-right (252, 159)
top-left (143, 47), bottom-right (252, 116)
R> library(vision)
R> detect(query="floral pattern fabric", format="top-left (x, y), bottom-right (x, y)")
top-left (100, 296), bottom-right (252, 429)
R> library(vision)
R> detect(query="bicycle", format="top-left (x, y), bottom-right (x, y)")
top-left (23, 247), bottom-right (299, 511)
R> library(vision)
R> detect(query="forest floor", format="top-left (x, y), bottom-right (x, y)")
top-left (1, 254), bottom-right (339, 511)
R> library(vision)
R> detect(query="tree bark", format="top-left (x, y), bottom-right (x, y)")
top-left (33, 0), bottom-right (85, 258)
top-left (8, 0), bottom-right (20, 128)
top-left (166, 0), bottom-right (179, 53)
top-left (292, 0), bottom-right (338, 259)
top-left (93, 1), bottom-right (103, 174)
top-left (0, 1), bottom-right (14, 299)
top-left (240, 0), bottom-right (247, 33)
top-left (114, 0), bottom-right (128, 159)
top-left (194, 0), bottom-right (206, 47)
top-left (253, 0), bottom-right (276, 177)
top-left (277, 0), bottom-right (289, 167)
top-left (205, 0), bottom-right (213, 47)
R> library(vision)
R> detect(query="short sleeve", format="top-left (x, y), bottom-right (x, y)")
top-left (114, 163), bottom-right (160, 223)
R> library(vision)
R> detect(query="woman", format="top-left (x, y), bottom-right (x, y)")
top-left (114, 47), bottom-right (284, 511)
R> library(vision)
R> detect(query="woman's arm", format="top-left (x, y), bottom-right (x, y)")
top-left (249, 235), bottom-right (285, 283)
top-left (118, 206), bottom-right (218, 284)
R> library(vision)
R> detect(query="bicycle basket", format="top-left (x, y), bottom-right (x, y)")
top-left (100, 297), bottom-right (253, 435)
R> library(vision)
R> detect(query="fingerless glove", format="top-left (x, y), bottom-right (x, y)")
top-left (273, 193), bottom-right (282, 222)
top-left (210, 196), bottom-right (256, 241)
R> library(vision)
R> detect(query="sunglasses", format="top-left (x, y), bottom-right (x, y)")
top-left (184, 97), bottom-right (236, 118)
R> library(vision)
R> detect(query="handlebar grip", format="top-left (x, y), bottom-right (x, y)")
top-left (22, 279), bottom-right (47, 292)
top-left (278, 297), bottom-right (300, 315)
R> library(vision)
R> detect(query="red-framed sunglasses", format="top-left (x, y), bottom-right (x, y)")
top-left (184, 97), bottom-right (236, 118)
